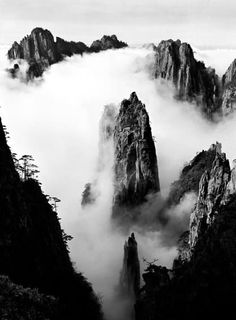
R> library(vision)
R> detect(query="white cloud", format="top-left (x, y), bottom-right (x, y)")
top-left (1, 45), bottom-right (236, 319)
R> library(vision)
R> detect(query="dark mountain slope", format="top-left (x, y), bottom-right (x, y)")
top-left (0, 117), bottom-right (103, 320)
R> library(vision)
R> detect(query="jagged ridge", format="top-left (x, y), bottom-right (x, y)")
top-left (7, 27), bottom-right (128, 78)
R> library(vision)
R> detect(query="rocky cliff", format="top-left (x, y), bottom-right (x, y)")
top-left (112, 92), bottom-right (160, 220)
top-left (221, 59), bottom-right (236, 115)
top-left (136, 143), bottom-right (236, 320)
top-left (119, 233), bottom-right (140, 298)
top-left (8, 28), bottom-right (128, 78)
top-left (0, 117), bottom-right (103, 320)
top-left (154, 39), bottom-right (220, 117)
top-left (8, 28), bottom-right (60, 79)
top-left (188, 145), bottom-right (231, 248)
top-left (168, 142), bottom-right (222, 206)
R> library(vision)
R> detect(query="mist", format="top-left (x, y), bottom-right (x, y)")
top-left (1, 44), bottom-right (236, 319)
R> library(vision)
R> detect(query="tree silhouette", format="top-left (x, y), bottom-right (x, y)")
top-left (18, 155), bottom-right (40, 181)
top-left (2, 125), bottom-right (10, 141)
top-left (49, 197), bottom-right (61, 213)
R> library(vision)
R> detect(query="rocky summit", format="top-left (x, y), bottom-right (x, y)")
top-left (90, 34), bottom-right (127, 52)
top-left (112, 92), bottom-right (160, 219)
top-left (154, 39), bottom-right (220, 117)
top-left (8, 28), bottom-right (60, 79)
top-left (7, 28), bottom-right (128, 79)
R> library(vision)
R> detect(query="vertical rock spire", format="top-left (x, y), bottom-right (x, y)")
top-left (112, 92), bottom-right (160, 219)
top-left (119, 233), bottom-right (140, 298)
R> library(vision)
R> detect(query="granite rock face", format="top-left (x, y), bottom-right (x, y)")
top-left (0, 117), bottom-right (102, 320)
top-left (136, 143), bottom-right (236, 320)
top-left (8, 28), bottom-right (128, 78)
top-left (119, 233), bottom-right (140, 298)
top-left (112, 92), bottom-right (160, 219)
top-left (168, 142), bottom-right (221, 206)
top-left (172, 142), bottom-right (231, 262)
top-left (154, 39), bottom-right (220, 117)
top-left (8, 28), bottom-right (59, 78)
top-left (189, 144), bottom-right (231, 248)
top-left (221, 59), bottom-right (236, 115)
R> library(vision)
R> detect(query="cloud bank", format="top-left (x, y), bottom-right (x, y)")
top-left (1, 45), bottom-right (236, 319)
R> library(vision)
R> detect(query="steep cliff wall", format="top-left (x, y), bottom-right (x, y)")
top-left (112, 92), bottom-right (160, 219)
top-left (136, 143), bottom-right (236, 320)
top-left (8, 28), bottom-right (60, 78)
top-left (154, 39), bottom-right (220, 117)
top-left (0, 117), bottom-right (102, 320)
top-left (221, 59), bottom-right (236, 115)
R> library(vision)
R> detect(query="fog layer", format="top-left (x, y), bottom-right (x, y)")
top-left (1, 45), bottom-right (236, 319)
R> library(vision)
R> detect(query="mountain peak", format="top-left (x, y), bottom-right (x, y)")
top-left (112, 93), bottom-right (160, 220)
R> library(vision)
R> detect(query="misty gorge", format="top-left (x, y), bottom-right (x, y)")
top-left (1, 16), bottom-right (236, 320)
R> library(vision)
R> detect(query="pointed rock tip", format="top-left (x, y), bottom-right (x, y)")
top-left (129, 92), bottom-right (139, 103)
top-left (210, 141), bottom-right (222, 154)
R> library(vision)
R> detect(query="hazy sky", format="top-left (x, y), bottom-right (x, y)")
top-left (1, 0), bottom-right (236, 47)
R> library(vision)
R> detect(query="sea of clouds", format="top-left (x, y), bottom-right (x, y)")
top-left (1, 44), bottom-right (236, 319)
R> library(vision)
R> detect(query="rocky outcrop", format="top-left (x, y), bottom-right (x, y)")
top-left (119, 233), bottom-right (140, 298)
top-left (172, 142), bottom-right (230, 262)
top-left (55, 37), bottom-right (89, 57)
top-left (154, 39), bottom-right (220, 117)
top-left (136, 143), bottom-right (236, 320)
top-left (221, 59), bottom-right (236, 115)
top-left (168, 142), bottom-right (222, 206)
top-left (90, 35), bottom-right (127, 52)
top-left (81, 182), bottom-right (96, 206)
top-left (7, 28), bottom-right (128, 79)
top-left (189, 145), bottom-right (231, 248)
top-left (112, 92), bottom-right (160, 219)
top-left (0, 118), bottom-right (102, 320)
top-left (8, 28), bottom-right (60, 78)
